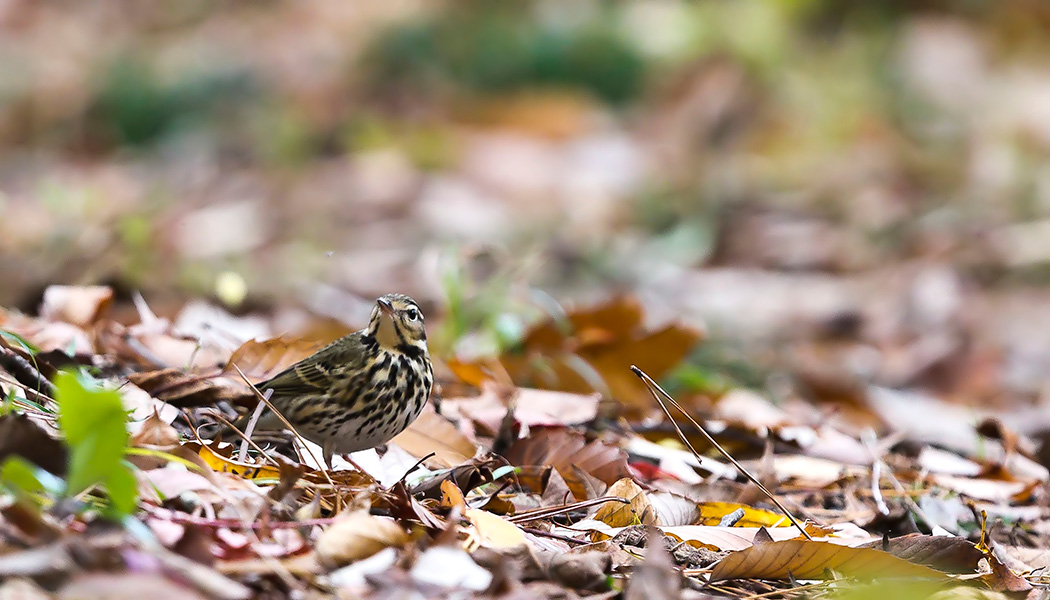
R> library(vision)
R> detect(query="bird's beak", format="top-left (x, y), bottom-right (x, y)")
top-left (377, 298), bottom-right (394, 316)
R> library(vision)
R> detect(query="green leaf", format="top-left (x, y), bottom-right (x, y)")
top-left (105, 463), bottom-right (138, 518)
top-left (1, 457), bottom-right (46, 495)
top-left (55, 372), bottom-right (130, 497)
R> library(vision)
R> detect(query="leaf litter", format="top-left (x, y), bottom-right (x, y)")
top-left (1, 285), bottom-right (1049, 598)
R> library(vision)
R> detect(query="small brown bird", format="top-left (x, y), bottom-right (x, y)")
top-left (229, 294), bottom-right (433, 469)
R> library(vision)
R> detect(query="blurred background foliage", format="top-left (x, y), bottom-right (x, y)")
top-left (5, 0), bottom-right (1050, 394)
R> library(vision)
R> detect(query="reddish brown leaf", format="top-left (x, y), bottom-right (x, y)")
top-left (503, 426), bottom-right (629, 500)
top-left (222, 335), bottom-right (325, 383)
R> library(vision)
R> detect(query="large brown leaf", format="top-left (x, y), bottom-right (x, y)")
top-left (128, 368), bottom-right (251, 408)
top-left (222, 336), bottom-right (325, 383)
top-left (711, 539), bottom-right (949, 581)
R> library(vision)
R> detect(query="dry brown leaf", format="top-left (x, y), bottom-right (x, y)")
top-left (443, 383), bottom-right (601, 431)
top-left (128, 369), bottom-right (251, 408)
top-left (392, 405), bottom-right (476, 467)
top-left (454, 296), bottom-right (701, 418)
top-left (594, 478), bottom-right (657, 527)
top-left (1, 311), bottom-right (93, 355)
top-left (857, 534), bottom-right (983, 574)
top-left (503, 427), bottom-right (629, 500)
top-left (981, 551), bottom-right (1033, 592)
top-left (0, 412), bottom-right (67, 476)
top-left (131, 411), bottom-right (180, 448)
top-left (658, 526), bottom-right (777, 552)
top-left (40, 285), bottom-right (113, 327)
top-left (710, 539), bottom-right (949, 581)
top-left (315, 511), bottom-right (409, 568)
top-left (222, 336), bottom-right (325, 383)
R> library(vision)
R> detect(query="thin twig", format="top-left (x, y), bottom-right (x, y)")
top-left (229, 364), bottom-right (336, 491)
top-left (0, 346), bottom-right (56, 398)
top-left (520, 526), bottom-right (589, 546)
top-left (861, 428), bottom-right (942, 533)
top-left (505, 496), bottom-right (629, 523)
top-left (201, 412), bottom-right (281, 468)
top-left (630, 365), bottom-right (813, 541)
top-left (238, 389), bottom-right (272, 462)
top-left (399, 451), bottom-right (437, 485)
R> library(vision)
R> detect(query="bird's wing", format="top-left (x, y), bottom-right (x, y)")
top-left (257, 333), bottom-right (366, 396)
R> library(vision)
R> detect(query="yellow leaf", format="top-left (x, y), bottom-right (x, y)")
top-left (440, 479), bottom-right (467, 512)
top-left (198, 444), bottom-right (280, 480)
top-left (465, 508), bottom-right (525, 550)
top-left (594, 478), bottom-right (657, 527)
top-left (696, 502), bottom-right (790, 527)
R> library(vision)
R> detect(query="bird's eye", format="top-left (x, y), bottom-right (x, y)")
top-left (406, 308), bottom-right (420, 321)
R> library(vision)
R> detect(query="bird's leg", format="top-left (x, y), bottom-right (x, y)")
top-left (322, 440), bottom-right (335, 472)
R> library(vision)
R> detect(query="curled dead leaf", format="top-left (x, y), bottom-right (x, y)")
top-left (316, 511), bottom-right (409, 568)
top-left (40, 285), bottom-right (113, 327)
top-left (594, 478), bottom-right (657, 527)
top-left (503, 426), bottom-right (629, 500)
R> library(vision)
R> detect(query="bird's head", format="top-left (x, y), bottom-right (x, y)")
top-left (368, 293), bottom-right (428, 353)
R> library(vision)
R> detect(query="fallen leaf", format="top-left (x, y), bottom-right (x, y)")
top-left (981, 551), bottom-right (1032, 592)
top-left (503, 426), bottom-right (629, 500)
top-left (131, 411), bottom-right (180, 448)
top-left (465, 508), bottom-right (526, 550)
top-left (440, 479), bottom-right (467, 512)
top-left (647, 492), bottom-right (699, 526)
top-left (696, 502), bottom-right (791, 528)
top-left (547, 550), bottom-right (612, 592)
top-left (710, 539), bottom-right (949, 581)
top-left (409, 546), bottom-right (494, 591)
top-left (443, 382), bottom-right (601, 431)
top-left (455, 296), bottom-right (701, 418)
top-left (222, 336), bottom-right (325, 383)
top-left (57, 572), bottom-right (209, 600)
top-left (197, 444), bottom-right (279, 480)
top-left (857, 534), bottom-right (983, 574)
top-left (0, 413), bottom-right (67, 476)
top-left (391, 405), bottom-right (476, 467)
top-left (316, 511), bottom-right (409, 568)
top-left (40, 285), bottom-right (113, 327)
top-left (594, 478), bottom-right (657, 527)
top-left (128, 369), bottom-right (251, 408)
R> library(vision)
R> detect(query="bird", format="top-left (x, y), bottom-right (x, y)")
top-left (225, 293), bottom-right (433, 470)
